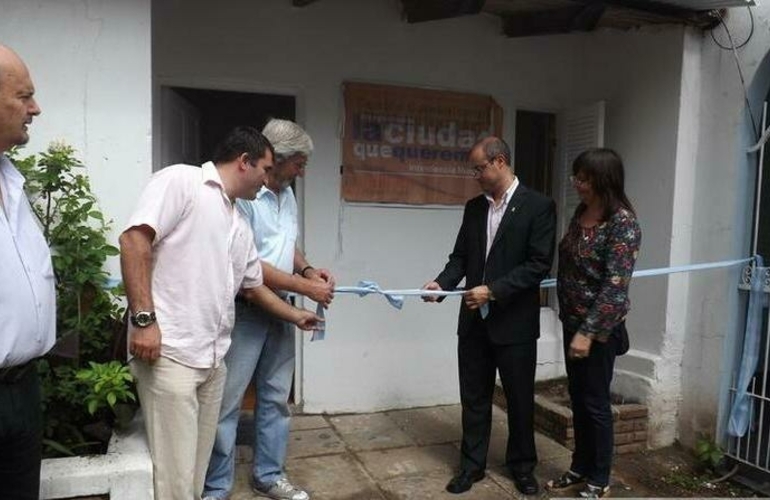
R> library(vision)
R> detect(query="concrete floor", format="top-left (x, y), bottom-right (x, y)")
top-left (228, 404), bottom-right (647, 500)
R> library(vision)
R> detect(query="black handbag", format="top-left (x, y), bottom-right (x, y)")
top-left (614, 321), bottom-right (630, 355)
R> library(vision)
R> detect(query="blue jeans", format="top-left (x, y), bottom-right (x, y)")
top-left (204, 301), bottom-right (296, 498)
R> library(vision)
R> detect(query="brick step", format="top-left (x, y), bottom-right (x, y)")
top-left (493, 381), bottom-right (649, 455)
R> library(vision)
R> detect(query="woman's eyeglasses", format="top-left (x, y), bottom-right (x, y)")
top-left (570, 175), bottom-right (589, 187)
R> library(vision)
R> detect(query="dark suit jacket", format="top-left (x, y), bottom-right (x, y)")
top-left (435, 184), bottom-right (556, 345)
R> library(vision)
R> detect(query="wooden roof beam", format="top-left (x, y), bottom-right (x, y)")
top-left (569, 0), bottom-right (721, 28)
top-left (400, 0), bottom-right (486, 23)
top-left (503, 4), bottom-right (605, 38)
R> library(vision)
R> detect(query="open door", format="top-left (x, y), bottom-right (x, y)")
top-left (160, 87), bottom-right (202, 168)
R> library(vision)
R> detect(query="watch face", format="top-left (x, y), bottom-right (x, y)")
top-left (133, 311), bottom-right (156, 327)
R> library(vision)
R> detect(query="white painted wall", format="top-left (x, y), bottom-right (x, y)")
top-left (580, 27), bottom-right (688, 447)
top-left (0, 0), bottom-right (152, 279)
top-left (152, 0), bottom-right (686, 417)
top-left (678, 6), bottom-right (770, 448)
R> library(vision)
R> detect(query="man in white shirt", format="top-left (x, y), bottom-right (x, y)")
top-left (204, 120), bottom-right (334, 500)
top-left (120, 126), bottom-right (323, 500)
top-left (0, 45), bottom-right (54, 500)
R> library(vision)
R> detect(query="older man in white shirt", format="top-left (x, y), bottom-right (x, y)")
top-left (0, 44), bottom-right (54, 500)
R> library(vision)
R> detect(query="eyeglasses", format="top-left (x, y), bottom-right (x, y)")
top-left (471, 161), bottom-right (493, 177)
top-left (570, 175), bottom-right (589, 186)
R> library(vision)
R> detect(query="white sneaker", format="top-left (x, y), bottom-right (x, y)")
top-left (252, 477), bottom-right (310, 500)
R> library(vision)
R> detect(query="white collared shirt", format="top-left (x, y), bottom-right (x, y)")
top-left (484, 176), bottom-right (519, 258)
top-left (0, 155), bottom-right (56, 368)
top-left (237, 184), bottom-right (298, 276)
top-left (124, 162), bottom-right (263, 369)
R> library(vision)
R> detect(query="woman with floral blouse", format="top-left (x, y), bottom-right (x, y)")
top-left (547, 148), bottom-right (641, 499)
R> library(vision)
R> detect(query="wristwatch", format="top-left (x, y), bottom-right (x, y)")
top-left (130, 310), bottom-right (157, 328)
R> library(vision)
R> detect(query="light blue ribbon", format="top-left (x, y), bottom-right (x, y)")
top-left (336, 281), bottom-right (407, 309)
top-left (536, 257), bottom-right (753, 289)
top-left (107, 257), bottom-right (754, 342)
top-left (331, 258), bottom-right (752, 304)
top-left (319, 257), bottom-right (754, 337)
top-left (728, 255), bottom-right (766, 437)
top-left (311, 281), bottom-right (466, 341)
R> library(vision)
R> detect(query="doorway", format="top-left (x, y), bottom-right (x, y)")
top-left (515, 109), bottom-right (556, 306)
top-left (160, 86), bottom-right (295, 167)
top-left (514, 109), bottom-right (556, 198)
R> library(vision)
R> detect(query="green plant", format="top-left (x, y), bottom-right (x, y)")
top-left (663, 467), bottom-right (704, 490)
top-left (76, 361), bottom-right (136, 416)
top-left (10, 142), bottom-right (132, 457)
top-left (695, 435), bottom-right (725, 470)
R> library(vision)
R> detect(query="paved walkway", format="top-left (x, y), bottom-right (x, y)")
top-left (229, 404), bottom-right (647, 499)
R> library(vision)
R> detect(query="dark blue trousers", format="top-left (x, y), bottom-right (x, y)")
top-left (563, 327), bottom-right (618, 487)
top-left (0, 367), bottom-right (42, 500)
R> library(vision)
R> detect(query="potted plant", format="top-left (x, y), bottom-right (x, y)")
top-left (11, 142), bottom-right (137, 457)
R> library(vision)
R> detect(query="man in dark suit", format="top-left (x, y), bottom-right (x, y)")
top-left (423, 136), bottom-right (556, 495)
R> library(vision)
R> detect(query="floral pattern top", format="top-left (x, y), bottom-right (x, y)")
top-left (557, 206), bottom-right (641, 341)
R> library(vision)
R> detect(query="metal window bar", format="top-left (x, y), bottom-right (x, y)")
top-left (758, 306), bottom-right (770, 467)
top-left (728, 265), bottom-right (770, 473)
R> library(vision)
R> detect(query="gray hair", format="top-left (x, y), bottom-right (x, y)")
top-left (262, 119), bottom-right (314, 159)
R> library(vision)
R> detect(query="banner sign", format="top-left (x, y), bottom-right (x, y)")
top-left (341, 82), bottom-right (503, 205)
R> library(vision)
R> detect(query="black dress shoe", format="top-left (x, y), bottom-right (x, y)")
top-left (513, 472), bottom-right (539, 495)
top-left (445, 470), bottom-right (485, 494)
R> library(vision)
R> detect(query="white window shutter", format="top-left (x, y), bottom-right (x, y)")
top-left (560, 101), bottom-right (605, 233)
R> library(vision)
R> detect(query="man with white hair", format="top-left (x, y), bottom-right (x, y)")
top-left (204, 119), bottom-right (334, 500)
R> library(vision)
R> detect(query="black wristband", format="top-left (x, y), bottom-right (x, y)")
top-left (300, 265), bottom-right (314, 277)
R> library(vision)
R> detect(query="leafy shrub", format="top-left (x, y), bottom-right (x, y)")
top-left (11, 142), bottom-right (134, 457)
top-left (77, 361), bottom-right (136, 428)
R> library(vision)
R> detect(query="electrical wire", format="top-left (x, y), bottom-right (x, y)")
top-left (712, 8), bottom-right (759, 141)
top-left (711, 6), bottom-right (754, 50)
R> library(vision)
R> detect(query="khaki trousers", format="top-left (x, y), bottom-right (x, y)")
top-left (131, 356), bottom-right (226, 500)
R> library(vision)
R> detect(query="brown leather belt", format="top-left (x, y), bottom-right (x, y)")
top-left (0, 360), bottom-right (36, 384)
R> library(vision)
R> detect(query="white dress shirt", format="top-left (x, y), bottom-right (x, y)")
top-left (124, 162), bottom-right (263, 369)
top-left (484, 176), bottom-right (519, 258)
top-left (0, 155), bottom-right (56, 368)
